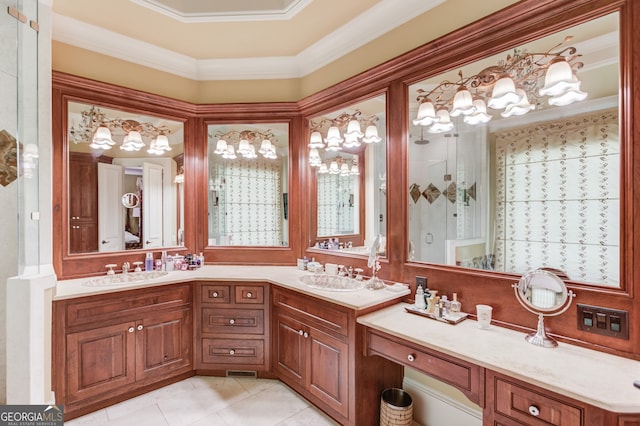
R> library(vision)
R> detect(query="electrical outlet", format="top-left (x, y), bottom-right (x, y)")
top-left (416, 276), bottom-right (427, 289)
top-left (577, 304), bottom-right (628, 340)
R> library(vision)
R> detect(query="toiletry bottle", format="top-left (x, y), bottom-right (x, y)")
top-left (145, 252), bottom-right (154, 271)
top-left (433, 297), bottom-right (441, 317)
top-left (198, 252), bottom-right (205, 268)
top-left (161, 250), bottom-right (168, 271)
top-left (303, 256), bottom-right (309, 270)
top-left (414, 285), bottom-right (426, 310)
top-left (450, 293), bottom-right (461, 313)
top-left (441, 295), bottom-right (450, 317)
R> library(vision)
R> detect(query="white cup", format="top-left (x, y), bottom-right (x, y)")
top-left (476, 304), bottom-right (493, 329)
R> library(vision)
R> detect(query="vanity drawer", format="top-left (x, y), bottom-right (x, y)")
top-left (491, 373), bottom-right (582, 426)
top-left (200, 284), bottom-right (231, 304)
top-left (200, 338), bottom-right (265, 366)
top-left (366, 328), bottom-right (483, 406)
top-left (65, 284), bottom-right (191, 328)
top-left (235, 285), bottom-right (265, 304)
top-left (201, 307), bottom-right (264, 335)
top-left (273, 288), bottom-right (349, 338)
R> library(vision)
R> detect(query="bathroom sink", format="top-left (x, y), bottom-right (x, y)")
top-left (299, 274), bottom-right (365, 291)
top-left (83, 270), bottom-right (168, 287)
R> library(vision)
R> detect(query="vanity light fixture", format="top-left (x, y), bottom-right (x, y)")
top-left (316, 156), bottom-right (359, 176)
top-left (413, 36), bottom-right (587, 133)
top-left (211, 129), bottom-right (277, 160)
top-left (308, 110), bottom-right (380, 166)
top-left (69, 105), bottom-right (173, 154)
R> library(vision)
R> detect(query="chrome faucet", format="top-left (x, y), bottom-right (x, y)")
top-left (122, 262), bottom-right (130, 274)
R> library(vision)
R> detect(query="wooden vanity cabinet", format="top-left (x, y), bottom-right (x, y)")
top-left (195, 282), bottom-right (271, 373)
top-left (272, 287), bottom-right (403, 426)
top-left (52, 283), bottom-right (193, 420)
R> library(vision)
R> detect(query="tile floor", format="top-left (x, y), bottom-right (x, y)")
top-left (65, 376), bottom-right (340, 426)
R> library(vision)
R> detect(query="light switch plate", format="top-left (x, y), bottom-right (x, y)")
top-left (577, 304), bottom-right (628, 340)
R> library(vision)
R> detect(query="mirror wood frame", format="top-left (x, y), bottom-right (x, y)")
top-left (52, 72), bottom-right (197, 279)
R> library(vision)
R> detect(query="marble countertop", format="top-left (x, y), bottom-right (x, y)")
top-left (357, 303), bottom-right (640, 413)
top-left (53, 265), bottom-right (410, 311)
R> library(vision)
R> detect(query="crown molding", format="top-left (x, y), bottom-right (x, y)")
top-left (129, 0), bottom-right (312, 23)
top-left (52, 0), bottom-right (444, 81)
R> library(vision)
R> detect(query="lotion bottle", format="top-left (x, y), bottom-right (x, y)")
top-left (414, 285), bottom-right (426, 310)
top-left (145, 252), bottom-right (154, 271)
top-left (450, 293), bottom-right (462, 313)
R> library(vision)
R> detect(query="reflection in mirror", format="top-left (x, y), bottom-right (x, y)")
top-left (67, 101), bottom-right (185, 253)
top-left (207, 123), bottom-right (289, 246)
top-left (308, 94), bottom-right (387, 255)
top-left (407, 13), bottom-right (620, 287)
top-left (513, 269), bottom-right (575, 347)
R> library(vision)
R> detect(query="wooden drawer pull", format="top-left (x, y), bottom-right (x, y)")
top-left (528, 405), bottom-right (540, 417)
top-left (246, 292), bottom-right (252, 298)
top-left (212, 291), bottom-right (219, 298)
top-left (407, 354), bottom-right (416, 362)
top-left (229, 349), bottom-right (235, 355)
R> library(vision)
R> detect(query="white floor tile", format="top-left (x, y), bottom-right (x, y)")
top-left (66, 377), bottom-right (338, 426)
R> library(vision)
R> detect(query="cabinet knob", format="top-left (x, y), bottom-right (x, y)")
top-left (303, 332), bottom-right (309, 338)
top-left (229, 349), bottom-right (235, 356)
top-left (229, 319), bottom-right (235, 325)
top-left (137, 324), bottom-right (144, 331)
top-left (128, 327), bottom-right (135, 333)
top-left (528, 405), bottom-right (540, 417)
top-left (407, 354), bottom-right (415, 362)
top-left (299, 329), bottom-right (304, 335)
top-left (212, 291), bottom-right (218, 298)
top-left (246, 292), bottom-right (252, 298)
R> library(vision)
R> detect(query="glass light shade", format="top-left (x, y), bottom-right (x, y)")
top-left (501, 89), bottom-right (535, 117)
top-left (343, 133), bottom-right (361, 148)
top-left (539, 59), bottom-right (581, 96)
top-left (412, 99), bottom-right (437, 126)
top-left (308, 131), bottom-right (325, 149)
top-left (121, 133), bottom-right (144, 151)
top-left (309, 148), bottom-right (322, 167)
top-left (450, 86), bottom-right (476, 117)
top-left (362, 124), bottom-right (382, 143)
top-left (488, 76), bottom-right (523, 109)
top-left (548, 88), bottom-right (588, 106)
top-left (264, 146), bottom-right (277, 159)
top-left (344, 119), bottom-right (364, 139)
top-left (325, 138), bottom-right (342, 152)
top-left (350, 163), bottom-right (359, 175)
top-left (428, 108), bottom-right (455, 134)
top-left (244, 144), bottom-right (258, 159)
top-left (238, 139), bottom-right (251, 156)
top-left (259, 139), bottom-right (272, 154)
top-left (154, 134), bottom-right (171, 151)
top-left (340, 162), bottom-right (350, 176)
top-left (318, 162), bottom-right (329, 174)
top-left (328, 161), bottom-right (340, 174)
top-left (127, 131), bottom-right (144, 145)
top-left (324, 126), bottom-right (344, 145)
top-left (464, 99), bottom-right (492, 125)
top-left (215, 139), bottom-right (228, 154)
top-left (23, 143), bottom-right (39, 159)
top-left (174, 173), bottom-right (184, 184)
top-left (222, 145), bottom-right (237, 159)
top-left (91, 126), bottom-right (115, 149)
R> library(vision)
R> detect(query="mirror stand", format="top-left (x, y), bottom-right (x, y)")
top-left (512, 283), bottom-right (575, 347)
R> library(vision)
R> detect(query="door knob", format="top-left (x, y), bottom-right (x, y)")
top-left (101, 240), bottom-right (109, 244)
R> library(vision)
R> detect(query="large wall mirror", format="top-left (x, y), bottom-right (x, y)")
top-left (407, 12), bottom-right (620, 288)
top-left (207, 123), bottom-right (289, 247)
top-left (67, 101), bottom-right (185, 253)
top-left (307, 94), bottom-right (387, 256)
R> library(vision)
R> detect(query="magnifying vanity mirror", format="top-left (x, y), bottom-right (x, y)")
top-left (513, 269), bottom-right (575, 347)
top-left (407, 13), bottom-right (620, 288)
top-left (67, 101), bottom-right (185, 253)
top-left (307, 94), bottom-right (387, 256)
top-left (206, 123), bottom-right (289, 247)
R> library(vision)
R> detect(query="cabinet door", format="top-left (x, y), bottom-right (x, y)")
top-left (66, 322), bottom-right (136, 403)
top-left (69, 222), bottom-right (98, 253)
top-left (273, 313), bottom-right (305, 385)
top-left (307, 328), bottom-right (349, 418)
top-left (136, 308), bottom-right (192, 382)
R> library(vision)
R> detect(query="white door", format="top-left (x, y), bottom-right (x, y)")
top-left (98, 163), bottom-right (124, 252)
top-left (143, 162), bottom-right (164, 248)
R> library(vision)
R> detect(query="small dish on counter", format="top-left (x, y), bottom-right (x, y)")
top-left (405, 304), bottom-right (469, 324)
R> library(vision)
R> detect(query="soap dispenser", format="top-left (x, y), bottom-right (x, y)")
top-left (414, 285), bottom-right (427, 310)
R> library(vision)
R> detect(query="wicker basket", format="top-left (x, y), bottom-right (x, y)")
top-left (380, 388), bottom-right (413, 426)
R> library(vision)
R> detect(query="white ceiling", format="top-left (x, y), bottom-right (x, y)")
top-left (51, 0), bottom-right (446, 80)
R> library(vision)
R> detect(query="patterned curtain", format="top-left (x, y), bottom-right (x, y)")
top-left (493, 109), bottom-right (619, 286)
